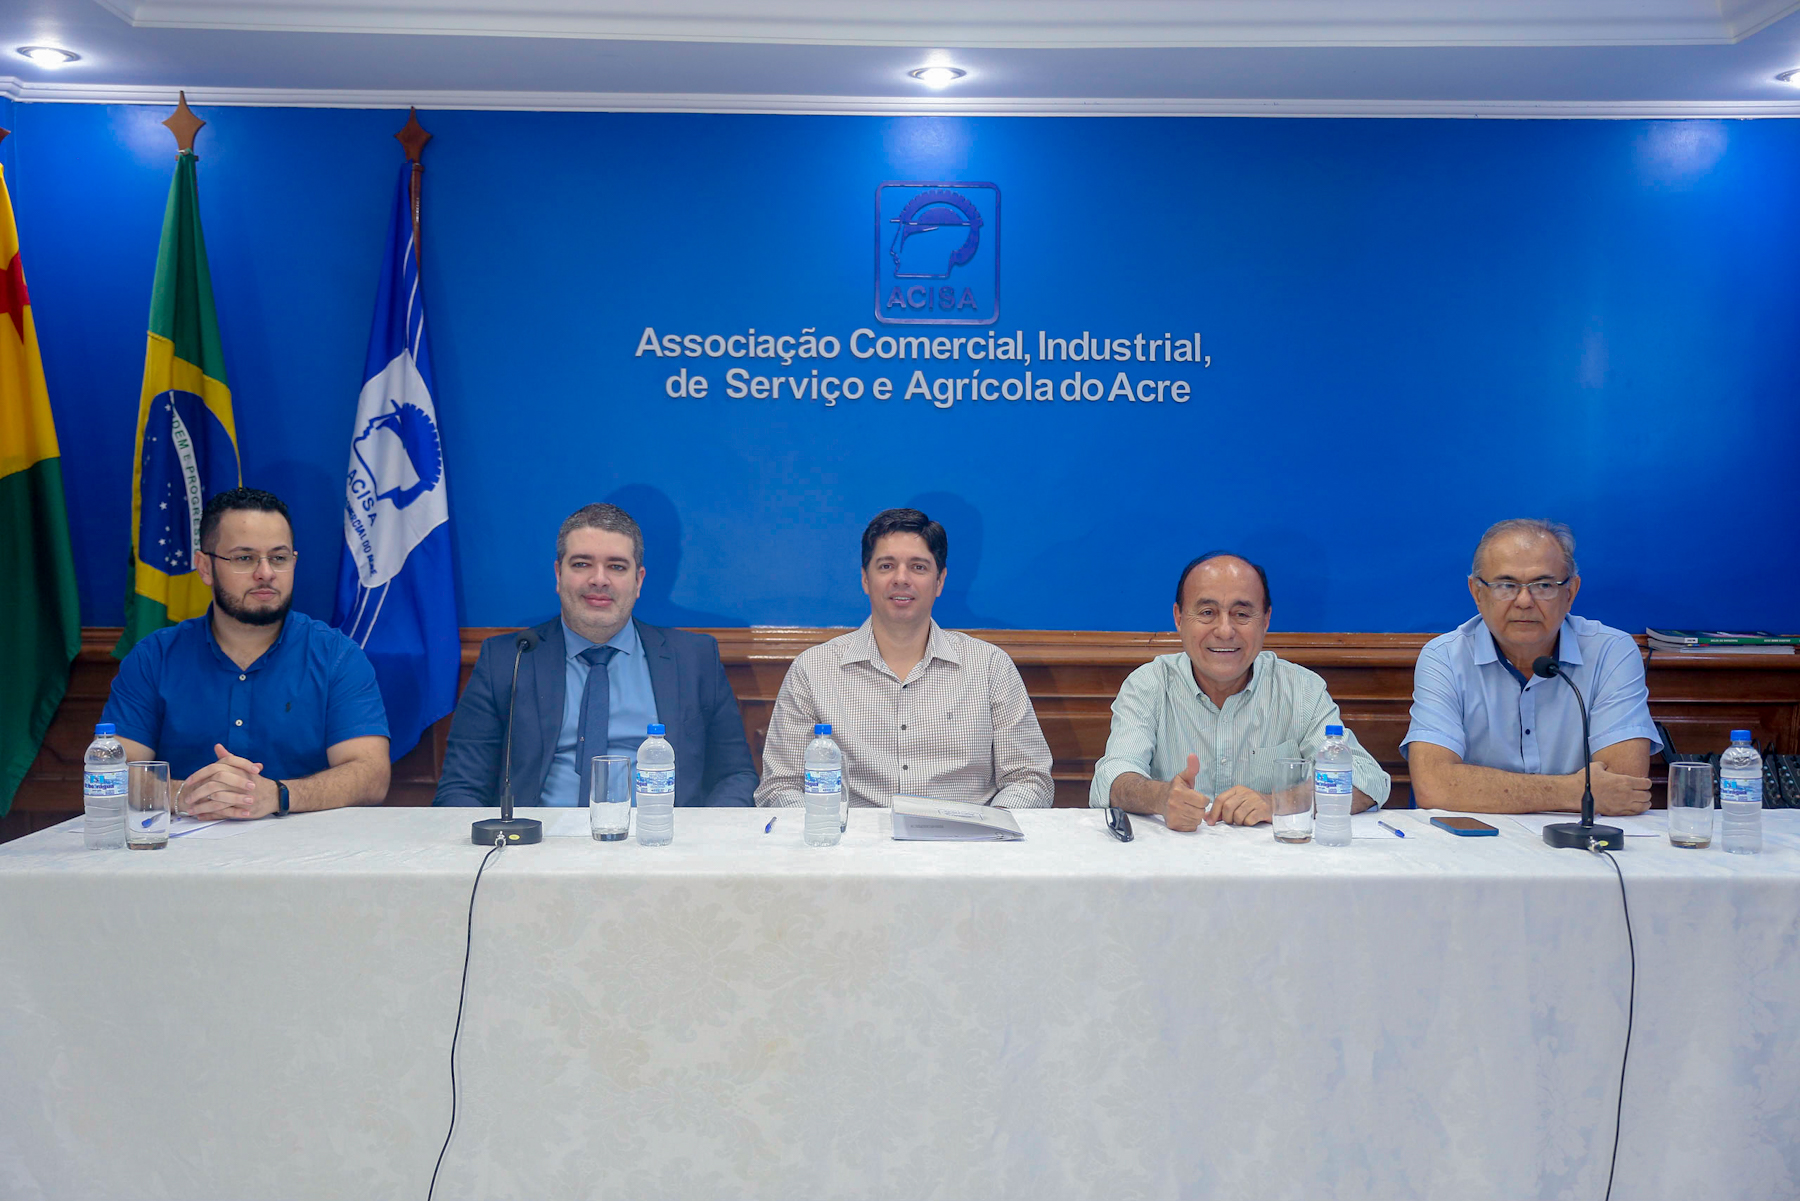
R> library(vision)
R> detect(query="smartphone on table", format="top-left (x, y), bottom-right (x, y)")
top-left (1430, 816), bottom-right (1500, 837)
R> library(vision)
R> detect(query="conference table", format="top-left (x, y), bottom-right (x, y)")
top-left (2, 805), bottom-right (1797, 1200)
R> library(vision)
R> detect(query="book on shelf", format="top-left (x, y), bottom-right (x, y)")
top-left (1647, 629), bottom-right (1799, 654)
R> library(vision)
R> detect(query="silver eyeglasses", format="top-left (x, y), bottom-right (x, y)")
top-left (1472, 575), bottom-right (1569, 601)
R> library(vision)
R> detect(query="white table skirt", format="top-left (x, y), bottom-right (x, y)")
top-left (3, 807), bottom-right (1797, 1201)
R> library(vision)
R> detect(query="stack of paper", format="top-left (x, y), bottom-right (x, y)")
top-left (1505, 812), bottom-right (1665, 838)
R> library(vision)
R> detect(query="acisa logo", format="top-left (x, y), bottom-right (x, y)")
top-left (875, 182), bottom-right (999, 327)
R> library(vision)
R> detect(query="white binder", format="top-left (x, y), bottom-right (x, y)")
top-left (889, 795), bottom-right (1024, 841)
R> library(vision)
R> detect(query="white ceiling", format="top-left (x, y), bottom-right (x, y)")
top-left (6, 0), bottom-right (1800, 114)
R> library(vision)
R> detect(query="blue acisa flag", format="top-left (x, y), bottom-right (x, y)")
top-left (333, 163), bottom-right (459, 761)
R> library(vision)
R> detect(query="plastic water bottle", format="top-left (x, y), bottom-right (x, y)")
top-left (1314, 725), bottom-right (1354, 848)
top-left (83, 722), bottom-right (128, 850)
top-left (634, 724), bottom-right (675, 846)
top-left (804, 723), bottom-right (843, 847)
top-left (1720, 729), bottom-right (1763, 855)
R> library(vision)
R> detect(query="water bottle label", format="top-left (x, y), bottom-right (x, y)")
top-left (804, 769), bottom-right (843, 794)
top-left (1313, 768), bottom-right (1352, 797)
top-left (84, 769), bottom-right (126, 797)
top-left (634, 768), bottom-right (674, 795)
top-left (1721, 777), bottom-right (1763, 806)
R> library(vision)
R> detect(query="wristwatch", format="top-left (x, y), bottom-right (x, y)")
top-left (275, 780), bottom-right (290, 817)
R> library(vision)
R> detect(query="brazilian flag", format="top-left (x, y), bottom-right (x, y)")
top-left (0, 162), bottom-right (82, 815)
top-left (116, 149), bottom-right (240, 656)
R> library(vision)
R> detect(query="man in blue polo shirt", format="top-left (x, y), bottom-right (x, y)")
top-left (1404, 518), bottom-right (1658, 815)
top-left (103, 487), bottom-right (390, 819)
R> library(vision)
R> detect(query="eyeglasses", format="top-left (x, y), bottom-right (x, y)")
top-left (1472, 575), bottom-right (1569, 601)
top-left (205, 551), bottom-right (298, 574)
top-left (1106, 806), bottom-right (1134, 843)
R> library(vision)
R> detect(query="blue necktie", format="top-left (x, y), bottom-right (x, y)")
top-left (575, 644), bottom-right (621, 806)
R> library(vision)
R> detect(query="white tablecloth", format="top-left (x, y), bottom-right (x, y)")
top-left (3, 807), bottom-right (1797, 1200)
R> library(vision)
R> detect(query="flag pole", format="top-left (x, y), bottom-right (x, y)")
top-left (395, 108), bottom-right (431, 266)
top-left (118, 88), bottom-right (239, 656)
top-left (332, 106), bottom-right (459, 765)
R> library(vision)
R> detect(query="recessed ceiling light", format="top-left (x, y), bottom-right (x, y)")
top-left (909, 66), bottom-right (966, 88)
top-left (1778, 68), bottom-right (1800, 86)
top-left (16, 46), bottom-right (81, 67)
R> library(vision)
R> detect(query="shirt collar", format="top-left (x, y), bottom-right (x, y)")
top-left (842, 619), bottom-right (880, 666)
top-left (1471, 619), bottom-right (1501, 666)
top-left (562, 618), bottom-right (641, 663)
top-left (1242, 650), bottom-right (1273, 697)
top-left (202, 607), bottom-right (295, 672)
top-left (1555, 617), bottom-right (1584, 667)
top-left (843, 617), bottom-right (960, 673)
top-left (924, 621), bottom-right (961, 667)
top-left (1182, 648), bottom-right (1273, 706)
top-left (1474, 615), bottom-right (1581, 676)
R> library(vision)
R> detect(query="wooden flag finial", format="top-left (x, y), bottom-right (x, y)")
top-left (395, 108), bottom-right (431, 163)
top-left (162, 91), bottom-right (205, 153)
top-left (0, 126), bottom-right (9, 147)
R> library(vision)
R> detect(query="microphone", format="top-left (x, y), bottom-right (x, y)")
top-left (500, 632), bottom-right (537, 819)
top-left (1532, 655), bottom-right (1624, 851)
top-left (471, 630), bottom-right (544, 846)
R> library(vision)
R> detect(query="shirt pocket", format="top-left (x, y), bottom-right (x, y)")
top-left (935, 697), bottom-right (994, 770)
top-left (1243, 740), bottom-right (1302, 794)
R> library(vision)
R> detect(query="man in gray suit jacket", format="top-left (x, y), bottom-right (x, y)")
top-left (434, 503), bottom-right (756, 809)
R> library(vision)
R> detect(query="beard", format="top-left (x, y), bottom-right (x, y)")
top-left (213, 581), bottom-right (292, 627)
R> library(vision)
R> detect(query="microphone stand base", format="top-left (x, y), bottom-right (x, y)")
top-left (1542, 821), bottom-right (1624, 851)
top-left (472, 816), bottom-right (543, 846)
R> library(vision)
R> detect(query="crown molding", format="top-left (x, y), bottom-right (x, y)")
top-left (4, 79), bottom-right (1800, 118)
top-left (1729, 0), bottom-right (1800, 39)
top-left (85, 0), bottom-right (1800, 48)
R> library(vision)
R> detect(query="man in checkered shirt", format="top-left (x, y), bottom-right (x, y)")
top-left (754, 508), bottom-right (1054, 809)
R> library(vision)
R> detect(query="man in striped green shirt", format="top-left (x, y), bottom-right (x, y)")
top-left (1091, 552), bottom-right (1389, 829)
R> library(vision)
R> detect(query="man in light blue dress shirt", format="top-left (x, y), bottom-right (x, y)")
top-left (538, 615), bottom-right (659, 805)
top-left (1403, 519), bottom-right (1658, 815)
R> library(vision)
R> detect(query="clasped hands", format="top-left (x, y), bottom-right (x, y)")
top-left (176, 743), bottom-right (278, 820)
top-left (1163, 753), bottom-right (1270, 831)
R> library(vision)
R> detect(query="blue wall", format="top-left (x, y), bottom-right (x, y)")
top-left (9, 105), bottom-right (1798, 633)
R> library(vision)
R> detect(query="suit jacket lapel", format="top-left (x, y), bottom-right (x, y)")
top-left (638, 619), bottom-right (678, 743)
top-left (520, 617), bottom-right (565, 805)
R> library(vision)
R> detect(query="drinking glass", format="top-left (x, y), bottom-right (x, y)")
top-left (589, 755), bottom-right (632, 842)
top-left (1666, 761), bottom-right (1713, 849)
top-left (1271, 757), bottom-right (1313, 844)
top-left (126, 761), bottom-right (171, 850)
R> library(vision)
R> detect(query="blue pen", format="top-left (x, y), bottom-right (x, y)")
top-left (764, 815), bottom-right (777, 834)
top-left (1377, 820), bottom-right (1405, 838)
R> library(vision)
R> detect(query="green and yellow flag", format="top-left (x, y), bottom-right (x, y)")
top-left (116, 148), bottom-right (240, 656)
top-left (0, 159), bottom-right (82, 816)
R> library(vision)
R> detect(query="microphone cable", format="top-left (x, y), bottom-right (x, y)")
top-left (428, 834), bottom-right (505, 1201)
top-left (1591, 845), bottom-right (1636, 1201)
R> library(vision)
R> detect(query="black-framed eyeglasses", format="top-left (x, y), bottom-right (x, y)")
top-left (205, 551), bottom-right (298, 574)
top-left (1106, 806), bottom-right (1134, 843)
top-left (1472, 575), bottom-right (1569, 601)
